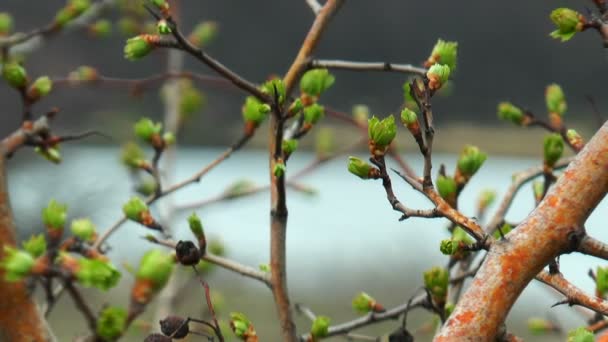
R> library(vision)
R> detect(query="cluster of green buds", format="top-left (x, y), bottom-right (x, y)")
top-left (2, 62), bottom-right (28, 89)
top-left (68, 65), bottom-right (99, 83)
top-left (423, 266), bottom-right (449, 307)
top-left (67, 256), bottom-right (121, 290)
top-left (134, 117), bottom-right (174, 149)
top-left (550, 8), bottom-right (585, 42)
top-left (543, 133), bottom-right (564, 168)
top-left (26, 76), bottom-right (53, 101)
top-left (310, 316), bottom-right (330, 340)
top-left (54, 0), bottom-right (91, 28)
top-left (352, 292), bottom-right (385, 314)
top-left (1, 247), bottom-right (35, 281)
top-left (400, 107), bottom-right (420, 138)
top-left (188, 213), bottom-right (206, 253)
top-left (189, 21), bottom-right (218, 47)
top-left (440, 227), bottom-right (473, 257)
top-left (124, 34), bottom-right (161, 61)
top-left (299, 69), bottom-right (335, 103)
top-left (436, 175), bottom-right (457, 204)
top-left (89, 19), bottom-right (112, 38)
top-left (567, 327), bottom-right (594, 342)
top-left (566, 129), bottom-right (584, 151)
top-left (596, 266), bottom-right (608, 298)
top-left (131, 250), bottom-right (175, 304)
top-left (230, 312), bottom-right (257, 341)
top-left (545, 84), bottom-right (566, 128)
top-left (0, 12), bottom-right (14, 36)
top-left (70, 218), bottom-right (97, 243)
top-left (426, 64), bottom-right (451, 91)
top-left (42, 199), bottom-right (68, 241)
top-left (455, 145), bottom-right (487, 183)
top-left (424, 39), bottom-right (458, 71)
top-left (527, 317), bottom-right (557, 335)
top-left (242, 96), bottom-right (271, 133)
top-left (347, 156), bottom-right (380, 180)
top-left (497, 102), bottom-right (527, 126)
top-left (123, 197), bottom-right (161, 231)
top-left (22, 234), bottom-right (47, 258)
top-left (282, 139), bottom-right (298, 159)
top-left (368, 115), bottom-right (397, 156)
top-left (96, 306), bottom-right (127, 341)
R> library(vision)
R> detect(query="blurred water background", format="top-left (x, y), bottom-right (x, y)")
top-left (6, 146), bottom-right (607, 341)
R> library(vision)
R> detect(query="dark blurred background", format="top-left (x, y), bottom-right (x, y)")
top-left (1, 0), bottom-right (606, 150)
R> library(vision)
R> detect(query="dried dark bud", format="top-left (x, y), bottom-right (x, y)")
top-left (144, 333), bottom-right (172, 342)
top-left (175, 240), bottom-right (201, 266)
top-left (160, 315), bottom-right (189, 339)
top-left (388, 327), bottom-right (414, 342)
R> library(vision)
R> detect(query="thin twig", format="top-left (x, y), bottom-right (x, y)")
top-left (310, 59), bottom-right (426, 76)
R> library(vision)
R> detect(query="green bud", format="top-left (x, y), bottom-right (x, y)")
top-left (22, 234), bottom-right (47, 258)
top-left (1, 247), bottom-right (35, 281)
top-left (352, 104), bottom-right (370, 126)
top-left (352, 292), bottom-right (376, 314)
top-left (134, 117), bottom-right (162, 142)
top-left (42, 199), bottom-right (68, 230)
top-left (457, 145), bottom-right (487, 178)
top-left (124, 35), bottom-right (155, 61)
top-left (478, 189), bottom-right (496, 210)
top-left (497, 102), bottom-right (524, 125)
top-left (347, 156), bottom-right (374, 180)
top-left (208, 239), bottom-right (225, 256)
top-left (543, 133), bottom-right (564, 167)
top-left (28, 76), bottom-right (53, 100)
top-left (230, 312), bottom-right (255, 339)
top-left (189, 21), bottom-right (218, 47)
top-left (136, 250), bottom-right (174, 290)
top-left (55, 0), bottom-right (91, 27)
top-left (550, 8), bottom-right (583, 42)
top-left (163, 132), bottom-right (176, 145)
top-left (426, 39), bottom-right (458, 71)
top-left (259, 264), bottom-right (270, 273)
top-left (224, 179), bottom-right (256, 199)
top-left (400, 107), bottom-right (418, 126)
top-left (261, 78), bottom-right (286, 104)
top-left (122, 197), bottom-right (148, 222)
top-left (300, 69), bottom-right (335, 97)
top-left (426, 64), bottom-right (451, 90)
top-left (156, 19), bottom-right (171, 35)
top-left (70, 218), bottom-right (96, 242)
top-left (402, 82), bottom-right (418, 110)
top-left (96, 306), bottom-right (127, 341)
top-left (76, 258), bottom-right (121, 291)
top-left (596, 266), bottom-right (608, 297)
top-left (423, 266), bottom-right (449, 303)
top-left (527, 317), bottom-right (552, 335)
top-left (436, 176), bottom-right (457, 200)
top-left (445, 302), bottom-right (455, 318)
top-left (178, 81), bottom-right (205, 119)
top-left (545, 83), bottom-right (567, 116)
top-left (273, 162), bottom-right (286, 178)
top-left (452, 227), bottom-right (473, 245)
top-left (2, 62), bottom-right (27, 89)
top-left (289, 98), bottom-right (304, 115)
top-left (567, 327), bottom-right (594, 342)
top-left (303, 104), bottom-right (325, 124)
top-left (242, 96), bottom-right (269, 125)
top-left (90, 19), bottom-right (112, 38)
top-left (188, 213), bottom-right (204, 238)
top-left (69, 65), bottom-right (98, 82)
top-left (136, 178), bottom-right (158, 197)
top-left (368, 115), bottom-right (397, 150)
top-left (566, 129), bottom-right (584, 149)
top-left (0, 12), bottom-right (14, 36)
top-left (282, 139), bottom-right (298, 155)
top-left (149, 0), bottom-right (169, 10)
top-left (532, 180), bottom-right (545, 202)
top-left (121, 142), bottom-right (145, 169)
top-left (311, 316), bottom-right (330, 338)
top-left (439, 239), bottom-right (458, 255)
top-left (315, 128), bottom-right (334, 158)
top-left (35, 146), bottom-right (62, 164)
top-left (117, 17), bottom-right (139, 37)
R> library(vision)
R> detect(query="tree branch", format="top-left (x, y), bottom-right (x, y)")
top-left (309, 59), bottom-right (426, 76)
top-left (536, 271), bottom-right (608, 315)
top-left (578, 235), bottom-right (608, 261)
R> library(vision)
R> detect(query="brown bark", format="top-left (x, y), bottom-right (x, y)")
top-left (436, 122), bottom-right (608, 340)
top-left (0, 152), bottom-right (54, 341)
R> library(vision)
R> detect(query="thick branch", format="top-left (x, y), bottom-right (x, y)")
top-left (437, 122), bottom-right (608, 340)
top-left (578, 235), bottom-right (608, 261)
